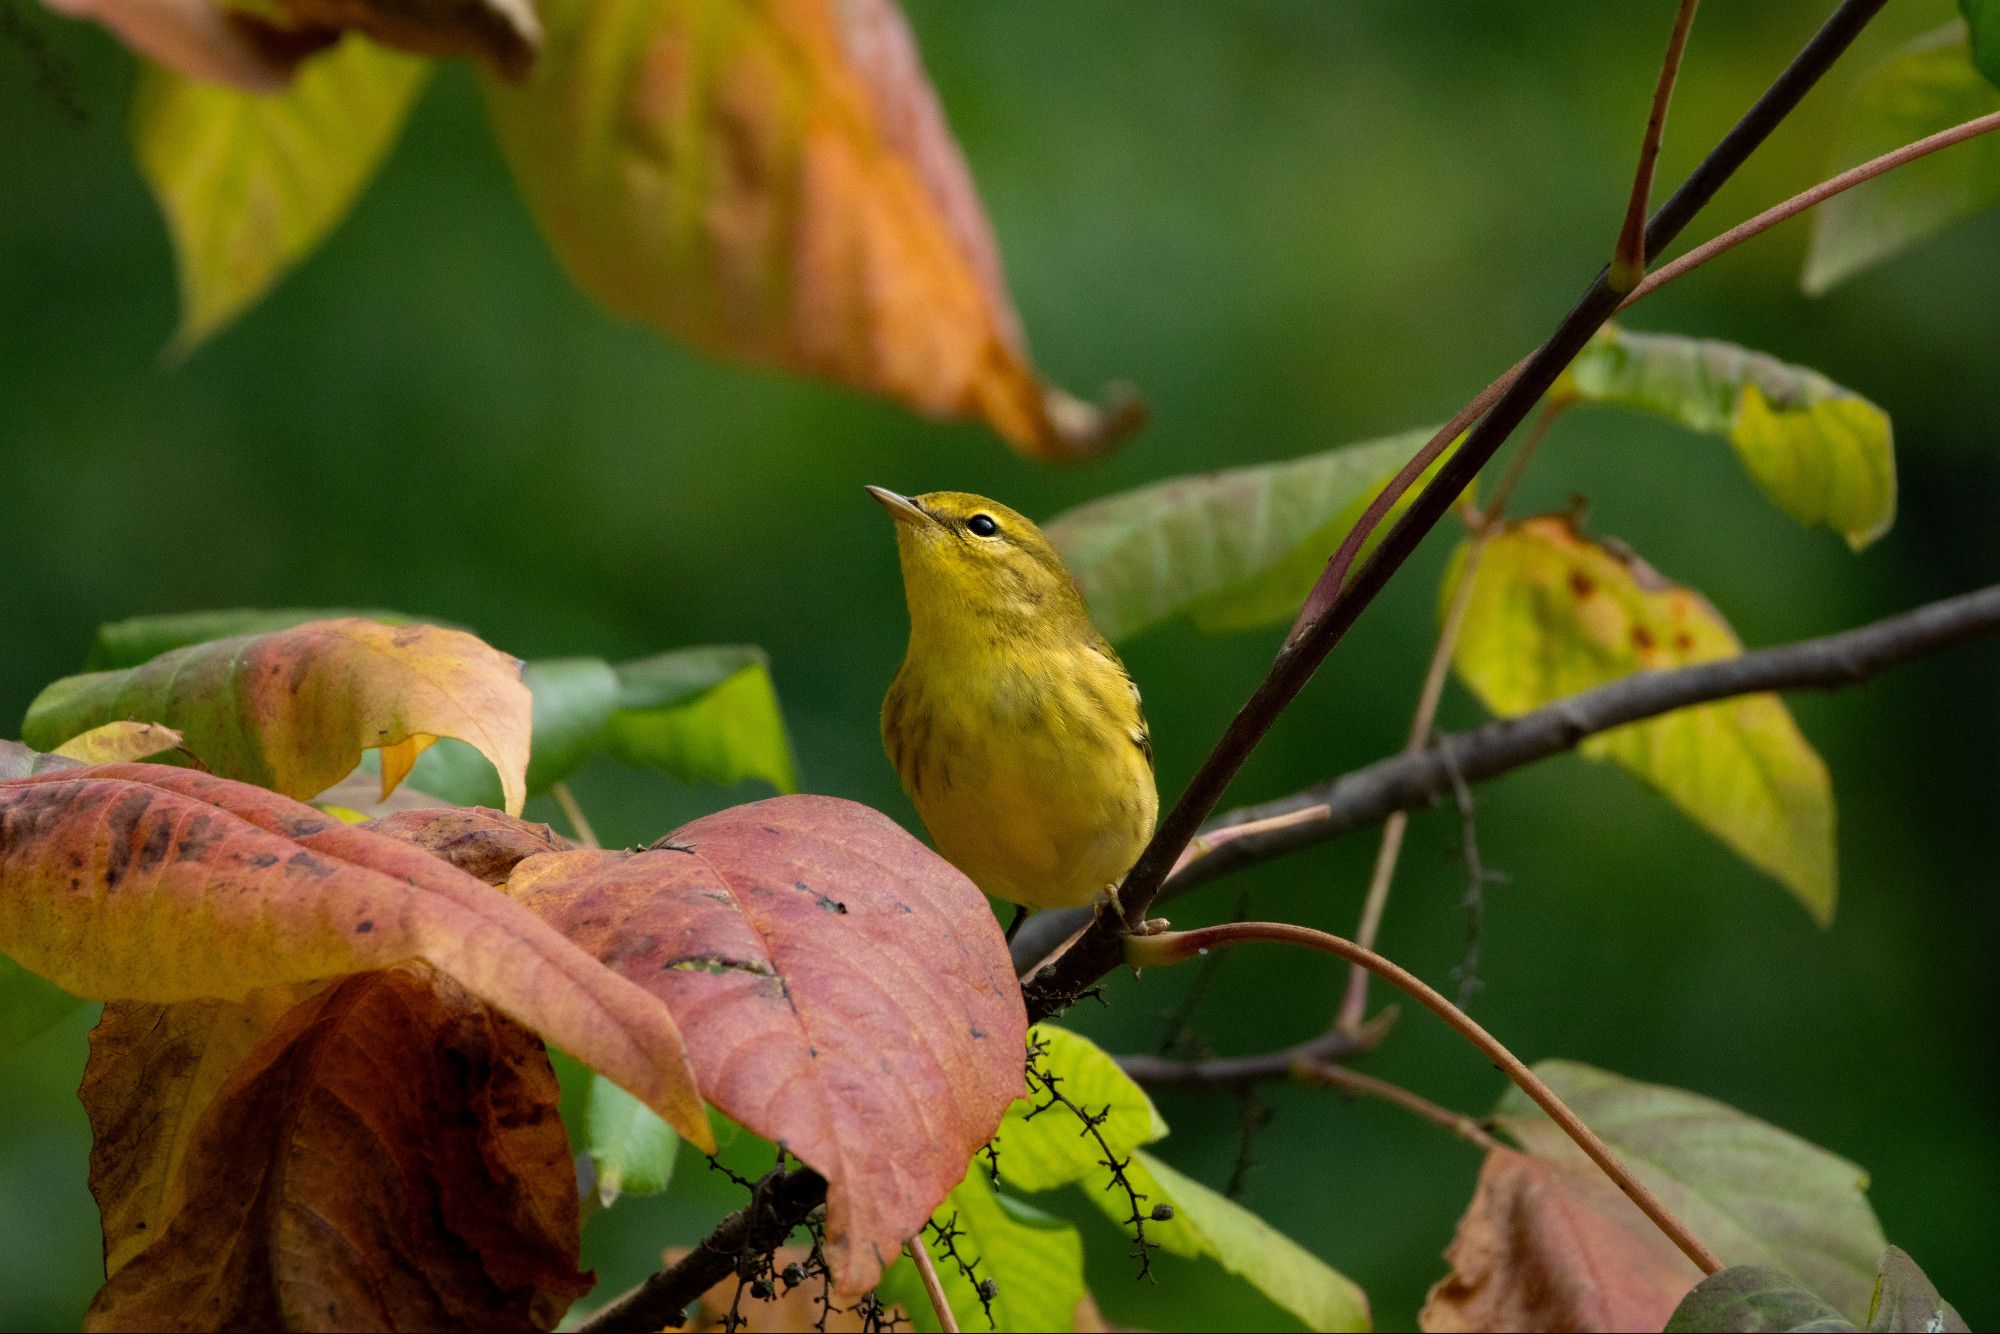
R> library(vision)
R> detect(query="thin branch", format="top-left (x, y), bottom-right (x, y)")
top-left (1294, 1060), bottom-right (1507, 1155)
top-left (1439, 737), bottom-right (1501, 1009)
top-left (1125, 921), bottom-right (1724, 1275)
top-left (1614, 0), bottom-right (1703, 290)
top-left (1024, 0), bottom-right (1890, 1021)
top-left (550, 782), bottom-right (602, 849)
top-left (1631, 107), bottom-right (2000, 306)
top-left (577, 1168), bottom-right (827, 1333)
top-left (1115, 1008), bottom-right (1394, 1089)
top-left (1014, 581), bottom-right (2000, 967)
top-left (906, 1239), bottom-right (960, 1334)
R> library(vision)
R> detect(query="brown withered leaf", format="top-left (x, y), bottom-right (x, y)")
top-left (365, 805), bottom-right (572, 884)
top-left (84, 986), bottom-right (319, 1279)
top-left (23, 617), bottom-right (533, 816)
top-left (271, 0), bottom-right (541, 79)
top-left (508, 794), bottom-right (1027, 1298)
top-left (482, 0), bottom-right (1140, 459)
top-left (87, 965), bottom-right (590, 1332)
top-left (0, 765), bottom-right (711, 1150)
top-left (40, 0), bottom-right (311, 92)
top-left (1421, 1148), bottom-right (1701, 1333)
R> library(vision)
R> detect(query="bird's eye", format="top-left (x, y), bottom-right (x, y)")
top-left (967, 514), bottom-right (1000, 538)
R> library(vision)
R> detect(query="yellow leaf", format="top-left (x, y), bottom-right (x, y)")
top-left (51, 721), bottom-right (183, 764)
top-left (1447, 517), bottom-right (1835, 922)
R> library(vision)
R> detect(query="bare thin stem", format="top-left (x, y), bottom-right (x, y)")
top-left (550, 782), bottom-right (601, 850)
top-left (1128, 922), bottom-right (1724, 1275)
top-left (1631, 107), bottom-right (2000, 306)
top-left (1333, 402), bottom-right (1564, 1032)
top-left (1294, 1060), bottom-right (1507, 1154)
top-left (906, 1238), bottom-right (960, 1333)
top-left (1116, 1009), bottom-right (1394, 1088)
top-left (1615, 0), bottom-right (1703, 290)
top-left (1168, 803), bottom-right (1330, 880)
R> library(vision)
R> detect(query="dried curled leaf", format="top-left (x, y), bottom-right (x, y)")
top-left (0, 765), bottom-right (711, 1150)
top-left (270, 0), bottom-right (541, 78)
top-left (481, 0), bottom-right (1139, 459)
top-left (1447, 517), bottom-right (1836, 923)
top-left (24, 617), bottom-right (530, 815)
top-left (85, 966), bottom-right (590, 1332)
top-left (506, 794), bottom-right (1027, 1297)
top-left (1420, 1147), bottom-right (1701, 1333)
top-left (364, 806), bottom-right (571, 885)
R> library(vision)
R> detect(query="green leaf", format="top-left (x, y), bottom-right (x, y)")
top-left (1804, 24), bottom-right (2000, 295)
top-left (582, 1072), bottom-right (678, 1206)
top-left (1967, 2), bottom-right (2000, 88)
top-left (1045, 427), bottom-right (1459, 642)
top-left (601, 648), bottom-right (796, 794)
top-left (1666, 1266), bottom-right (1858, 1333)
top-left (1447, 517), bottom-right (1836, 923)
top-left (85, 607), bottom-right (441, 670)
top-left (1560, 325), bottom-right (1895, 549)
top-left (878, 1169), bottom-right (1088, 1334)
top-left (1869, 1246), bottom-right (1970, 1333)
top-left (134, 36), bottom-right (429, 353)
top-left (0, 954), bottom-right (85, 1066)
top-left (992, 1025), bottom-right (1168, 1194)
top-left (1076, 1150), bottom-right (1369, 1333)
top-left (1495, 1061), bottom-right (1886, 1322)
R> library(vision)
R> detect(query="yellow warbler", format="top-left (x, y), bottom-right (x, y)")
top-left (871, 487), bottom-right (1158, 915)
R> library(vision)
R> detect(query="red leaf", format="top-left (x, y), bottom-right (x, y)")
top-left (0, 764), bottom-right (710, 1150)
top-left (364, 806), bottom-right (572, 885)
top-left (507, 794), bottom-right (1026, 1297)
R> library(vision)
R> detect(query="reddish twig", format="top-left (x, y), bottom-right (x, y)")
top-left (1614, 0), bottom-right (1703, 290)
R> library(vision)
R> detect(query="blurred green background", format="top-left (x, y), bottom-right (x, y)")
top-left (3, 0), bottom-right (1997, 1329)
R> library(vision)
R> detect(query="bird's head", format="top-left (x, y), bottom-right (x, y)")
top-left (866, 487), bottom-right (1090, 642)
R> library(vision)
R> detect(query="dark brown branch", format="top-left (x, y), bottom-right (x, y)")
top-left (576, 1168), bottom-right (828, 1333)
top-left (1024, 0), bottom-right (1890, 1022)
top-left (1014, 581), bottom-right (2000, 968)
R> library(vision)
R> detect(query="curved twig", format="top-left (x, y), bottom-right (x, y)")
top-left (1125, 922), bottom-right (1724, 1274)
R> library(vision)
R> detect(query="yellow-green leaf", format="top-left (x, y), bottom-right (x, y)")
top-left (134, 35), bottom-right (429, 353)
top-left (602, 647), bottom-right (797, 794)
top-left (1804, 24), bottom-right (2000, 295)
top-left (1447, 517), bottom-right (1835, 922)
top-left (1046, 426), bottom-right (1459, 642)
top-left (879, 1169), bottom-right (1088, 1334)
top-left (24, 617), bottom-right (532, 816)
top-left (582, 1072), bottom-right (679, 1206)
top-left (51, 721), bottom-right (184, 764)
top-left (1079, 1150), bottom-right (1370, 1333)
top-left (480, 0), bottom-right (1137, 459)
top-left (1561, 325), bottom-right (1895, 549)
top-left (993, 1024), bottom-right (1167, 1194)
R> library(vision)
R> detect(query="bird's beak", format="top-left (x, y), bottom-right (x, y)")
top-left (866, 486), bottom-right (935, 529)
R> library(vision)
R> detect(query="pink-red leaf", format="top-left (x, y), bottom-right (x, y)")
top-left (0, 764), bottom-right (711, 1150)
top-left (506, 794), bottom-right (1026, 1297)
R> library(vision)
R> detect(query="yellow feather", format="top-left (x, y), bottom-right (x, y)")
top-left (872, 488), bottom-right (1157, 911)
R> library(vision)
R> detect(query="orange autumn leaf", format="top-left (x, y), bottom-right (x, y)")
top-left (23, 617), bottom-right (531, 816)
top-left (0, 764), bottom-right (712, 1151)
top-left (85, 966), bottom-right (590, 1332)
top-left (507, 794), bottom-right (1027, 1298)
top-left (481, 0), bottom-right (1140, 459)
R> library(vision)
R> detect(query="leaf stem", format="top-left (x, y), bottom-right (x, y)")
top-left (1126, 922), bottom-right (1724, 1275)
top-left (1614, 0), bottom-right (1703, 291)
top-left (551, 782), bottom-right (602, 850)
top-left (1333, 401), bottom-right (1565, 1033)
top-left (906, 1237), bottom-right (960, 1333)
